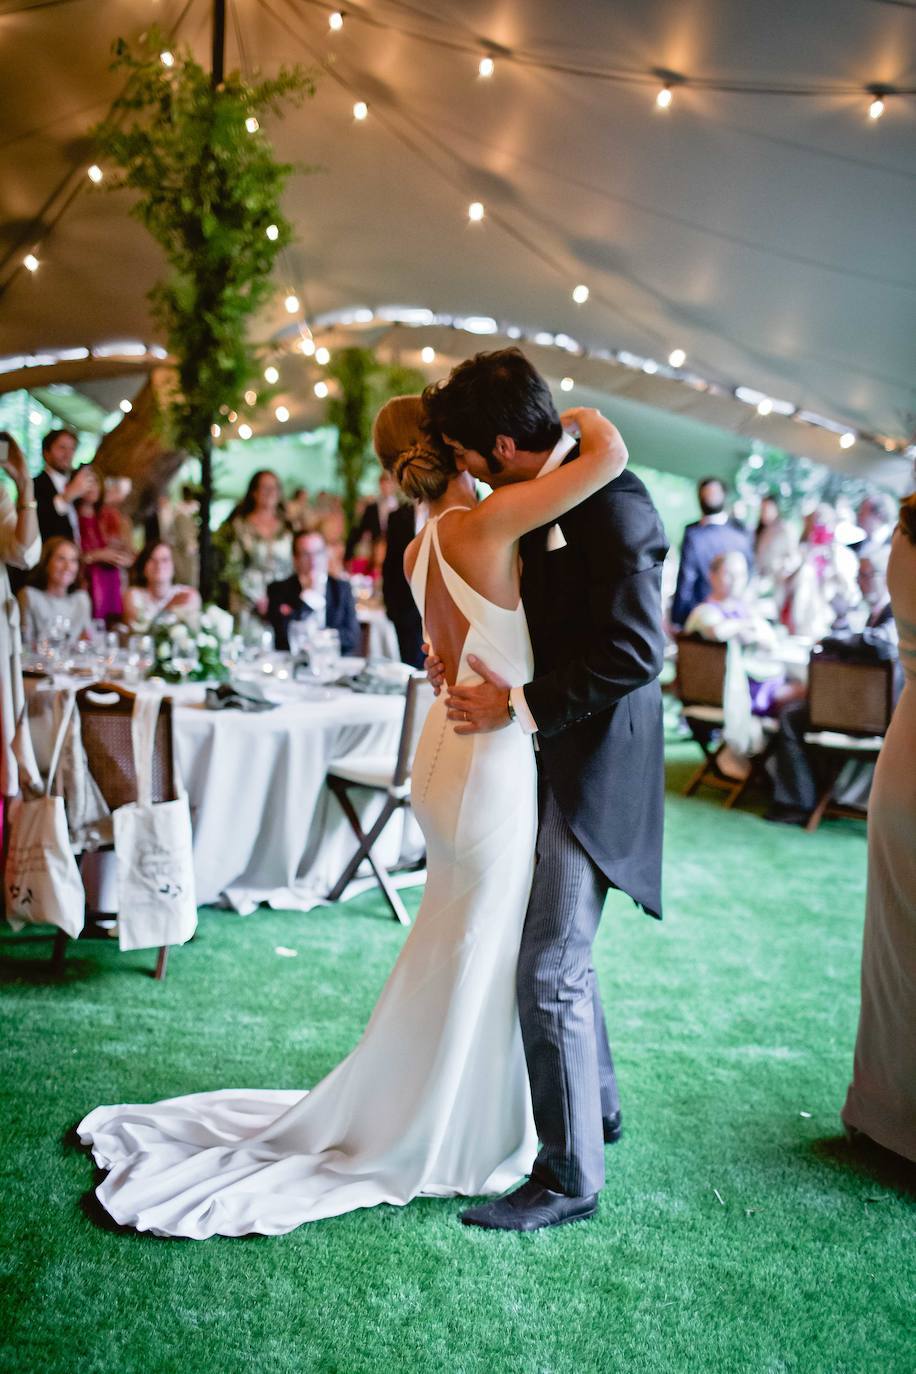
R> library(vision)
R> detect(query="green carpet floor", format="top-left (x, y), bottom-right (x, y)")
top-left (1, 743), bottom-right (913, 1374)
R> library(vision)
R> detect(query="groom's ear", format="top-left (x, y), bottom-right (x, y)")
top-left (492, 434), bottom-right (517, 465)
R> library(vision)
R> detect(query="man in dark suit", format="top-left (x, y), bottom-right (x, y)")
top-left (768, 544), bottom-right (899, 824)
top-left (670, 477), bottom-right (754, 629)
top-left (266, 530), bottom-right (360, 655)
top-left (34, 429), bottom-right (91, 545)
top-left (382, 501), bottom-right (425, 669)
top-left (345, 470), bottom-right (400, 561)
top-left (424, 348), bottom-right (668, 1232)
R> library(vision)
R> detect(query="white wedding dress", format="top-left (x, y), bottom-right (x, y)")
top-left (79, 511), bottom-right (539, 1237)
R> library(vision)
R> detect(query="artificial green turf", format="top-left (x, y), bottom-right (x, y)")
top-left (1, 743), bottom-right (913, 1374)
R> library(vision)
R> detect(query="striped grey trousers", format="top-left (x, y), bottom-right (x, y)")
top-left (517, 770), bottom-right (619, 1197)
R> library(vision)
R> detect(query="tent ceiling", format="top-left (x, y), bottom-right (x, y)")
top-left (2, 0), bottom-right (915, 485)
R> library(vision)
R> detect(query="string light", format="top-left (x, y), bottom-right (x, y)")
top-left (328, 11), bottom-right (343, 31)
top-left (468, 201), bottom-right (485, 222)
top-left (119, 399), bottom-right (132, 413)
top-left (227, 410), bottom-right (238, 423)
top-left (275, 405), bottom-right (290, 422)
top-left (23, 253), bottom-right (39, 272)
top-left (757, 398), bottom-right (773, 416)
top-left (353, 101), bottom-right (369, 121)
top-left (572, 284), bottom-right (589, 304)
top-left (299, 336), bottom-right (316, 356)
top-left (265, 224), bottom-right (279, 241)
top-left (668, 348), bottom-right (686, 368)
top-left (264, 365), bottom-right (279, 384)
top-left (656, 84), bottom-right (673, 109)
top-left (238, 423), bottom-right (252, 440)
top-left (87, 164), bottom-right (103, 184)
top-left (560, 376), bottom-right (575, 392)
top-left (478, 57), bottom-right (495, 79)
top-left (284, 294), bottom-right (300, 314)
top-left (244, 389), bottom-right (257, 405)
top-left (160, 51), bottom-right (174, 68)
top-left (314, 380), bottom-right (329, 398)
top-left (839, 430), bottom-right (856, 449)
top-left (313, 346), bottom-right (330, 365)
top-left (211, 423), bottom-right (221, 438)
top-left (868, 95), bottom-right (885, 120)
top-left (420, 346), bottom-right (436, 364)
top-left (245, 116), bottom-right (260, 134)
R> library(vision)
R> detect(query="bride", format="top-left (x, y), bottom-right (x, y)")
top-left (78, 400), bottom-right (627, 1238)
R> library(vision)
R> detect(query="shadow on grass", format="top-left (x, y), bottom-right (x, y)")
top-left (812, 1134), bottom-right (916, 1199)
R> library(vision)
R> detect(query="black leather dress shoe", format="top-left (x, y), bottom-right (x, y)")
top-left (604, 1111), bottom-right (623, 1145)
top-left (460, 1179), bottom-right (598, 1231)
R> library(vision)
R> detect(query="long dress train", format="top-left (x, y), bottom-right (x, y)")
top-left (78, 511), bottom-right (539, 1236)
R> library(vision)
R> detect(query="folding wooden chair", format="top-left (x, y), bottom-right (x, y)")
top-left (802, 652), bottom-right (895, 832)
top-left (52, 683), bottom-right (178, 979)
top-left (325, 676), bottom-right (434, 924)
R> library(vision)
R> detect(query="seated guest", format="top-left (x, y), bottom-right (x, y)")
top-left (18, 537), bottom-right (92, 644)
top-left (266, 529), bottom-right (360, 655)
top-left (124, 541), bottom-right (201, 629)
top-left (684, 551), bottom-right (799, 718)
top-left (767, 544), bottom-right (898, 825)
top-left (671, 476), bottom-right (754, 629)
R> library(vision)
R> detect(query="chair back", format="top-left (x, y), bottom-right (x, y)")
top-left (392, 675), bottom-right (435, 789)
top-left (807, 653), bottom-right (895, 737)
top-left (75, 683), bottom-right (176, 809)
top-left (675, 635), bottom-right (727, 707)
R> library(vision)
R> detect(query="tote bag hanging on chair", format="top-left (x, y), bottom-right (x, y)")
top-left (113, 692), bottom-right (197, 953)
top-left (5, 694), bottom-right (85, 939)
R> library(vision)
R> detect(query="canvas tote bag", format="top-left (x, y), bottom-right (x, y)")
top-left (113, 692), bottom-right (197, 952)
top-left (5, 693), bottom-right (85, 938)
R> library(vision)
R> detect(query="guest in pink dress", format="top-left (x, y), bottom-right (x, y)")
top-left (75, 469), bottom-right (134, 623)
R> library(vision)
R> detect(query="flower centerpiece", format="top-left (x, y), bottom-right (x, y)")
top-left (148, 605), bottom-right (235, 683)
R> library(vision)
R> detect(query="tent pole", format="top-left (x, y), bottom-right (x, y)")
top-left (198, 0), bottom-right (226, 603)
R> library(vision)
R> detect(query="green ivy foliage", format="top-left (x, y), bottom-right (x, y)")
top-left (93, 28), bottom-right (313, 456)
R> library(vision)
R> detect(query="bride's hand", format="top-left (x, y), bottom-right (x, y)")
top-left (562, 408), bottom-right (628, 480)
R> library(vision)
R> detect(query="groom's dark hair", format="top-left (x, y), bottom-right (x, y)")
top-left (423, 348), bottom-right (562, 472)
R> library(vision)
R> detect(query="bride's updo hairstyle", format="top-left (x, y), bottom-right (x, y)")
top-left (373, 395), bottom-right (458, 504)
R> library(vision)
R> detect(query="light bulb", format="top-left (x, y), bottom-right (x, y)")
top-left (28, 410), bottom-right (42, 425)
top-left (238, 423), bottom-right (253, 440)
top-left (23, 253), bottom-right (39, 272)
top-left (869, 96), bottom-right (885, 120)
top-left (328, 10), bottom-right (343, 30)
top-left (264, 365), bottom-right (279, 384)
top-left (87, 164), bottom-right (103, 184)
top-left (420, 346), bottom-right (436, 364)
top-left (656, 85), bottom-right (673, 109)
top-left (468, 201), bottom-right (485, 222)
top-left (299, 336), bottom-right (316, 356)
top-left (160, 50), bottom-right (174, 67)
top-left (353, 101), bottom-right (368, 121)
top-left (275, 405), bottom-right (290, 423)
top-left (668, 348), bottom-right (686, 368)
top-left (479, 56), bottom-right (495, 78)
top-left (244, 389), bottom-right (257, 406)
top-left (315, 346), bottom-right (331, 365)
top-left (227, 411), bottom-right (238, 423)
top-left (211, 424), bottom-right (221, 438)
top-left (119, 399), bottom-right (132, 414)
top-left (265, 223), bottom-right (279, 241)
top-left (314, 380), bottom-right (329, 399)
top-left (839, 431), bottom-right (856, 449)
top-left (560, 377), bottom-right (574, 392)
top-left (245, 116), bottom-right (259, 134)
top-left (284, 294), bottom-right (300, 314)
top-left (757, 398), bottom-right (773, 416)
top-left (572, 283), bottom-right (589, 304)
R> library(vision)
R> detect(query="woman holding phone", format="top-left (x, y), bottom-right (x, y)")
top-left (0, 432), bottom-right (41, 799)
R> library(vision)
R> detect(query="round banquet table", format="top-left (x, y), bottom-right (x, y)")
top-left (25, 672), bottom-right (425, 916)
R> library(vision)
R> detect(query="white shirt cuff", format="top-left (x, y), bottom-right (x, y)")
top-left (510, 685), bottom-right (538, 735)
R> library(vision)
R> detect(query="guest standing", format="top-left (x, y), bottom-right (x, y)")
top-left (0, 433), bottom-right (41, 798)
top-left (842, 497), bottom-right (916, 1162)
top-left (123, 541), bottom-right (201, 630)
top-left (18, 538), bottom-right (91, 645)
top-left (265, 530), bottom-right (359, 654)
top-left (75, 469), bottom-right (133, 622)
top-left (345, 469), bottom-right (399, 561)
top-left (671, 477), bottom-right (754, 629)
top-left (34, 428), bottom-right (92, 546)
top-left (216, 469), bottom-right (292, 618)
top-left (381, 501), bottom-right (426, 669)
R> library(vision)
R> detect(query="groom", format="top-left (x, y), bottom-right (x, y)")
top-left (423, 349), bottom-right (668, 1231)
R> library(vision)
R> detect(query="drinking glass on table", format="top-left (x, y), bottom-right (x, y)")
top-left (306, 628), bottom-right (341, 685)
top-left (287, 618), bottom-right (312, 660)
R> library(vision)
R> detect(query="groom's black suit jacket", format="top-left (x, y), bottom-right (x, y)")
top-left (520, 450), bottom-right (668, 919)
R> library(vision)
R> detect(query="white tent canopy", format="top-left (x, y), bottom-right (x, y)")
top-left (2, 0), bottom-right (914, 487)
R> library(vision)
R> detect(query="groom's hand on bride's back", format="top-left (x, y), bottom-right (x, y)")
top-left (423, 643), bottom-right (447, 695)
top-left (447, 656), bottom-right (511, 735)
